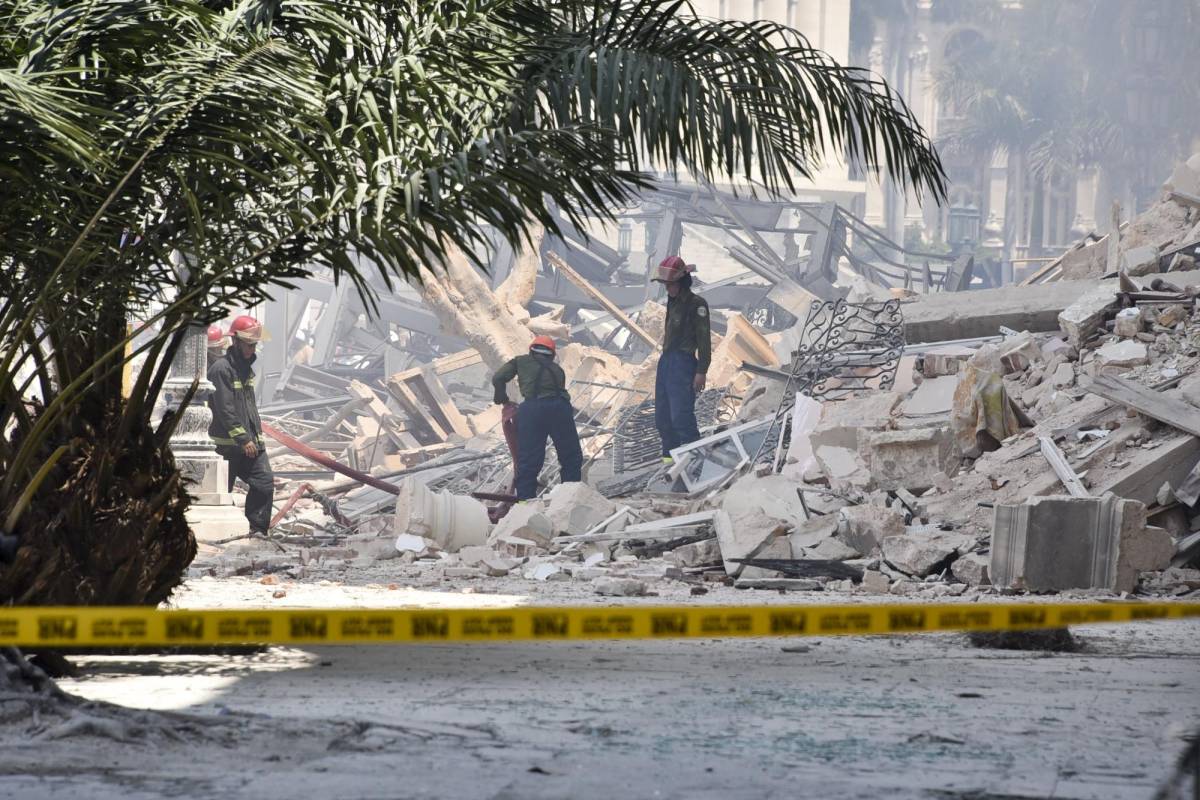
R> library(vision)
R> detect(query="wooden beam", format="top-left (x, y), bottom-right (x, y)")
top-left (545, 251), bottom-right (658, 348)
top-left (1038, 435), bottom-right (1089, 498)
top-left (1085, 374), bottom-right (1200, 438)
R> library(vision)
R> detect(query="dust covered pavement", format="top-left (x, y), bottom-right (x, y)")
top-left (0, 614), bottom-right (1194, 800)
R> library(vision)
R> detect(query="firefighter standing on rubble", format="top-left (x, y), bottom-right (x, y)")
top-left (653, 256), bottom-right (711, 464)
top-left (209, 315), bottom-right (274, 536)
top-left (492, 336), bottom-right (584, 501)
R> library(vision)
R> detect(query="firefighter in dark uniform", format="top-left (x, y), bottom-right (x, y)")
top-left (208, 314), bottom-right (274, 536)
top-left (653, 256), bottom-right (711, 464)
top-left (492, 336), bottom-right (584, 501)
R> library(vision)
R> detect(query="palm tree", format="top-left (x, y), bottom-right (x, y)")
top-left (0, 0), bottom-right (946, 608)
top-left (935, 2), bottom-right (1110, 261)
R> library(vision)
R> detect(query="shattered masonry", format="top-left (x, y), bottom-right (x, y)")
top-left (190, 165), bottom-right (1200, 601)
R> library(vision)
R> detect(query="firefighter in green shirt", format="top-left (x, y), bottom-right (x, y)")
top-left (492, 336), bottom-right (583, 500)
top-left (653, 256), bottom-right (711, 463)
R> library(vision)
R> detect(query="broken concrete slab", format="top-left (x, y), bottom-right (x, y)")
top-left (921, 346), bottom-right (976, 378)
top-left (714, 478), bottom-right (800, 576)
top-left (881, 527), bottom-right (973, 577)
top-left (1113, 308), bottom-right (1143, 338)
top-left (859, 426), bottom-right (959, 493)
top-left (950, 552), bottom-right (990, 586)
top-left (489, 503), bottom-right (554, 549)
top-left (813, 445), bottom-right (871, 491)
top-left (1050, 362), bottom-right (1075, 388)
top-left (1059, 286), bottom-right (1118, 349)
top-left (733, 578), bottom-right (823, 591)
top-left (835, 505), bottom-right (906, 555)
top-left (1121, 244), bottom-right (1160, 277)
top-left (1095, 339), bottom-right (1149, 369)
top-left (806, 536), bottom-right (860, 561)
top-left (787, 514), bottom-right (840, 551)
top-left (667, 538), bottom-right (722, 568)
top-left (810, 391), bottom-right (901, 451)
top-left (902, 270), bottom-right (1200, 345)
top-left (593, 577), bottom-right (648, 597)
top-left (541, 482), bottom-right (617, 535)
top-left (902, 375), bottom-right (959, 417)
top-left (991, 494), bottom-right (1169, 593)
top-left (860, 569), bottom-right (891, 594)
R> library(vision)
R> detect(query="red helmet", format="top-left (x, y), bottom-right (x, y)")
top-left (206, 324), bottom-right (226, 345)
top-left (229, 314), bottom-right (267, 343)
top-left (530, 335), bottom-right (556, 356)
top-left (653, 255), bottom-right (695, 283)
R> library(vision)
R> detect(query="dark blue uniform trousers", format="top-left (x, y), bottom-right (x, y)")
top-left (515, 396), bottom-right (583, 500)
top-left (655, 350), bottom-right (701, 457)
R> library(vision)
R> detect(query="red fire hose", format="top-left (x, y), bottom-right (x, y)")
top-left (262, 423), bottom-right (401, 495)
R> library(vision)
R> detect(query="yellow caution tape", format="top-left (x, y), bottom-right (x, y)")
top-left (0, 602), bottom-right (1197, 647)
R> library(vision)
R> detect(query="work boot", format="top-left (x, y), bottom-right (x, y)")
top-left (661, 456), bottom-right (674, 466)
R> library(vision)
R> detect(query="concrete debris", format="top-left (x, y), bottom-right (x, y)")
top-left (593, 577), bottom-right (648, 597)
top-left (860, 569), bottom-right (891, 594)
top-left (902, 375), bottom-right (959, 417)
top-left (881, 527), bottom-right (974, 577)
top-left (950, 552), bottom-right (990, 586)
top-left (1058, 286), bottom-right (1117, 348)
top-left (1095, 339), bottom-right (1150, 369)
top-left (667, 538), bottom-right (722, 568)
top-left (835, 505), bottom-right (906, 555)
top-left (489, 503), bottom-right (555, 549)
top-left (859, 426), bottom-right (959, 493)
top-left (541, 482), bottom-right (617, 536)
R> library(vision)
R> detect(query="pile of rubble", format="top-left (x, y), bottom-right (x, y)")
top-left (196, 161), bottom-right (1200, 603)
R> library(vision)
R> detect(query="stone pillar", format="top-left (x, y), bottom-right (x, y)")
top-left (162, 322), bottom-right (232, 505)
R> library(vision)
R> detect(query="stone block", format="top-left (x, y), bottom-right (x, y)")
top-left (860, 570), bottom-right (891, 594)
top-left (787, 514), bottom-right (840, 551)
top-left (1095, 340), bottom-right (1149, 369)
top-left (716, 474), bottom-right (809, 574)
top-left (881, 527), bottom-right (973, 577)
top-left (593, 577), bottom-right (647, 597)
top-left (921, 346), bottom-right (975, 378)
top-left (813, 445), bottom-right (871, 491)
top-left (998, 331), bottom-right (1043, 374)
top-left (950, 552), bottom-right (990, 586)
top-left (1113, 308), bottom-right (1143, 338)
top-left (1154, 304), bottom-right (1188, 328)
top-left (457, 545), bottom-right (495, 567)
top-left (902, 375), bottom-right (959, 417)
top-left (991, 494), bottom-right (1169, 593)
top-left (859, 426), bottom-right (959, 493)
top-left (668, 538), bottom-right (722, 568)
top-left (810, 391), bottom-right (901, 451)
top-left (1050, 362), bottom-right (1075, 388)
top-left (488, 503), bottom-right (554, 548)
top-left (541, 482), bottom-right (617, 535)
top-left (1121, 245), bottom-right (1160, 277)
top-left (834, 505), bottom-right (906, 556)
top-left (1058, 286), bottom-right (1117, 348)
top-left (806, 537), bottom-right (859, 560)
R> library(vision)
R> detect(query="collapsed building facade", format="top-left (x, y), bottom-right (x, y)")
top-left (185, 162), bottom-right (1200, 602)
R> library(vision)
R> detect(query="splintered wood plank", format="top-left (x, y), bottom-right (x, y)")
top-left (1086, 374), bottom-right (1200, 438)
top-left (1038, 435), bottom-right (1090, 498)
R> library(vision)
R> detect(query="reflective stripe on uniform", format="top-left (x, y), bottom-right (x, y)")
top-left (210, 436), bottom-right (236, 445)
top-left (229, 426), bottom-right (247, 436)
